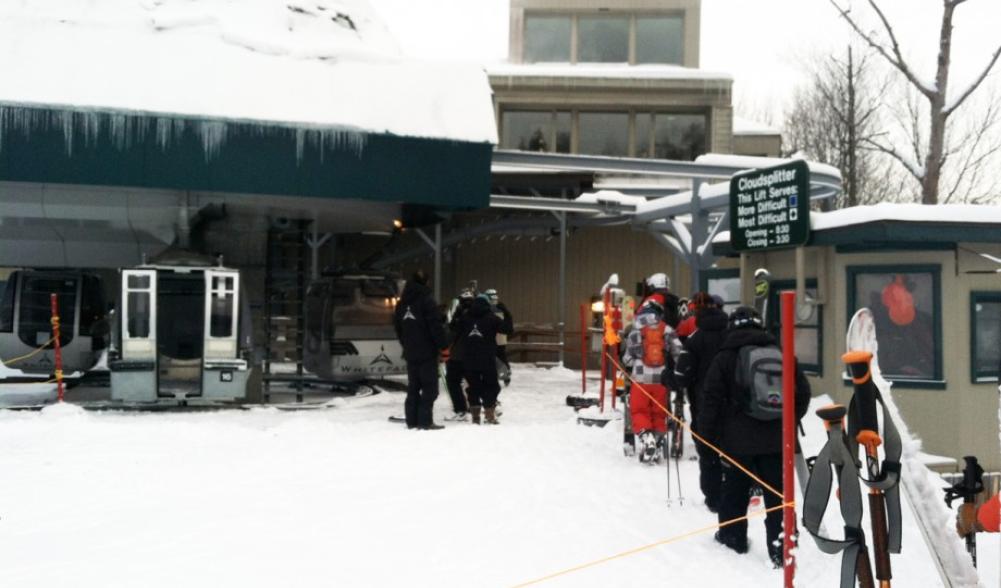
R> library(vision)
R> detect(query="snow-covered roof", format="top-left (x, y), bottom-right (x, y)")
top-left (714, 203), bottom-right (1001, 245)
top-left (732, 116), bottom-right (781, 137)
top-left (487, 63), bottom-right (732, 83)
top-left (0, 0), bottom-right (498, 146)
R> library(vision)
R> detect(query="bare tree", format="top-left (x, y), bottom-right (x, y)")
top-left (830, 0), bottom-right (1001, 204)
top-left (784, 46), bottom-right (901, 208)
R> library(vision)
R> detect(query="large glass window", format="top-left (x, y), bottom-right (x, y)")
top-left (578, 16), bottom-right (629, 63)
top-left (704, 270), bottom-right (741, 315)
top-left (578, 112), bottom-right (628, 156)
top-left (654, 114), bottom-right (707, 160)
top-left (848, 266), bottom-right (941, 383)
top-left (767, 282), bottom-right (822, 374)
top-left (501, 111), bottom-right (571, 153)
top-left (971, 293), bottom-right (1001, 382)
top-left (524, 15), bottom-right (571, 63)
top-left (18, 275), bottom-right (77, 347)
top-left (636, 16), bottom-right (684, 64)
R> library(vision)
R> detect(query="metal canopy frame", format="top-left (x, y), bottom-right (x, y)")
top-left (376, 150), bottom-right (842, 366)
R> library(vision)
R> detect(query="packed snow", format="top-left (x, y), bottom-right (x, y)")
top-left (0, 365), bottom-right (966, 587)
top-left (0, 0), bottom-right (498, 154)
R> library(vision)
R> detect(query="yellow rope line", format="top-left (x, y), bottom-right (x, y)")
top-left (607, 352), bottom-right (785, 500)
top-left (0, 336), bottom-right (57, 366)
top-left (511, 502), bottom-right (794, 588)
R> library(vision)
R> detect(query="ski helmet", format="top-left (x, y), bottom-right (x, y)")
top-left (646, 273), bottom-right (669, 291)
top-left (728, 306), bottom-right (763, 329)
top-left (459, 288), bottom-right (475, 301)
top-left (484, 288), bottom-right (499, 305)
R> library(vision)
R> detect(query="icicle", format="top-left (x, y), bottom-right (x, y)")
top-left (197, 121), bottom-right (227, 160)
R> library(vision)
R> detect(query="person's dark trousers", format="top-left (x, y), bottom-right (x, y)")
top-left (496, 346), bottom-right (510, 369)
top-left (406, 360), bottom-right (440, 429)
top-left (696, 442), bottom-right (722, 509)
top-left (445, 360), bottom-right (468, 413)
top-left (465, 368), bottom-right (500, 408)
top-left (716, 453), bottom-right (783, 556)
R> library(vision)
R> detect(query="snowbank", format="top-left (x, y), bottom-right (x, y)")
top-left (0, 0), bottom-right (498, 151)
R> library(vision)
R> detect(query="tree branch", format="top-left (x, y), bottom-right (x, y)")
top-left (943, 43), bottom-right (1001, 115)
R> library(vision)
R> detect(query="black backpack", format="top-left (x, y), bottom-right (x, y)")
top-left (735, 344), bottom-right (785, 421)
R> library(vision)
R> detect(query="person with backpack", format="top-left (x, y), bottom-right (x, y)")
top-left (699, 306), bottom-right (810, 566)
top-left (393, 270), bottom-right (449, 430)
top-left (457, 293), bottom-right (513, 424)
top-left (622, 273), bottom-right (682, 463)
top-left (484, 288), bottom-right (513, 387)
top-left (674, 292), bottom-right (728, 512)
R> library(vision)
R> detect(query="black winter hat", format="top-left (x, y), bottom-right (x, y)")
top-left (728, 306), bottom-right (763, 329)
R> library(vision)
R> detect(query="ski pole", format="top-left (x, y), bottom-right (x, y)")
top-left (816, 404), bottom-right (875, 588)
top-left (843, 351), bottom-right (891, 588)
top-left (944, 455), bottom-right (984, 567)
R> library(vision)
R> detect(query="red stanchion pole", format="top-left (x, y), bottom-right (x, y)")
top-left (580, 303), bottom-right (588, 396)
top-left (50, 293), bottom-right (65, 403)
top-left (781, 291), bottom-right (796, 587)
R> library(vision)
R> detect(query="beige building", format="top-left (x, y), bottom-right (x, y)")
top-left (491, 0), bottom-right (779, 161)
top-left (708, 206), bottom-right (1001, 471)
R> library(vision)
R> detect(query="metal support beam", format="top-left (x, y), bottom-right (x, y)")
top-left (689, 178), bottom-right (707, 294)
top-left (434, 223), bottom-right (442, 302)
top-left (554, 211), bottom-right (567, 366)
top-left (651, 232), bottom-right (688, 260)
top-left (306, 225), bottom-right (331, 280)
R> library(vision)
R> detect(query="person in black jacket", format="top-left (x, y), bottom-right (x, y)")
top-left (393, 270), bottom-right (448, 430)
top-left (674, 292), bottom-right (728, 511)
top-left (699, 306), bottom-right (810, 566)
top-left (456, 294), bottom-right (513, 424)
top-left (443, 289), bottom-right (475, 421)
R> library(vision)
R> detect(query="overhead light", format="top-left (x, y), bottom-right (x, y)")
top-left (393, 219), bottom-right (404, 229)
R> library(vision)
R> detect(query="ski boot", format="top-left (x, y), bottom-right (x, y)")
top-left (445, 411), bottom-right (469, 422)
top-left (470, 406), bottom-right (482, 425)
top-left (637, 431), bottom-right (660, 465)
top-left (484, 406), bottom-right (500, 425)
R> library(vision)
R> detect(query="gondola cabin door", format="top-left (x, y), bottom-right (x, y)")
top-left (111, 269), bottom-right (158, 401)
top-left (201, 269), bottom-right (248, 400)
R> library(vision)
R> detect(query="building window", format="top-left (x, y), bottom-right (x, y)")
top-left (970, 292), bottom-right (1001, 382)
top-left (636, 16), bottom-right (684, 64)
top-left (578, 112), bottom-right (629, 156)
top-left (524, 15), bottom-right (572, 63)
top-left (636, 112), bottom-right (708, 161)
top-left (767, 281), bottom-right (823, 375)
top-left (847, 265), bottom-right (942, 385)
top-left (501, 110), bottom-right (571, 153)
top-left (702, 269), bottom-right (741, 315)
top-left (578, 16), bottom-right (630, 63)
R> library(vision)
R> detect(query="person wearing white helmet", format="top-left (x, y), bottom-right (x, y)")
top-left (622, 272), bottom-right (682, 464)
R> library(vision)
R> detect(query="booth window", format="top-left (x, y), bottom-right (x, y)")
top-left (636, 16), bottom-right (684, 64)
top-left (847, 265), bottom-right (942, 385)
top-left (500, 110), bottom-right (571, 153)
top-left (578, 16), bottom-right (629, 63)
top-left (524, 15), bottom-right (571, 63)
top-left (970, 292), bottom-right (1001, 382)
top-left (578, 112), bottom-right (629, 156)
top-left (0, 275), bottom-right (16, 333)
top-left (767, 281), bottom-right (823, 375)
top-left (209, 276), bottom-right (235, 338)
top-left (701, 269), bottom-right (740, 314)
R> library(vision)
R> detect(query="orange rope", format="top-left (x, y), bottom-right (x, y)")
top-left (511, 502), bottom-right (794, 588)
top-left (607, 352), bottom-right (785, 500)
top-left (0, 335), bottom-right (57, 366)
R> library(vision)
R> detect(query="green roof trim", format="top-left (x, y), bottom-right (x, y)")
top-left (0, 105), bottom-right (491, 210)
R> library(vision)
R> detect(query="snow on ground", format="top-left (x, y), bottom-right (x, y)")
top-left (0, 366), bottom-right (959, 587)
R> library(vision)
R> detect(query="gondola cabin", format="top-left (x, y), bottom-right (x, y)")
top-left (304, 273), bottom-right (405, 383)
top-left (0, 270), bottom-right (108, 375)
top-left (110, 259), bottom-right (252, 403)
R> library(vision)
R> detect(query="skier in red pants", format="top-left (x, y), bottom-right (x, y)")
top-left (623, 273), bottom-right (681, 464)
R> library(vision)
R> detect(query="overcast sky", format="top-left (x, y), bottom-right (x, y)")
top-left (367, 0), bottom-right (1001, 124)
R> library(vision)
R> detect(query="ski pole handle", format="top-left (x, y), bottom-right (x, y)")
top-left (843, 351), bottom-right (880, 436)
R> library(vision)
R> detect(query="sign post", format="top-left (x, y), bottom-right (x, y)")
top-left (729, 160), bottom-right (811, 253)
